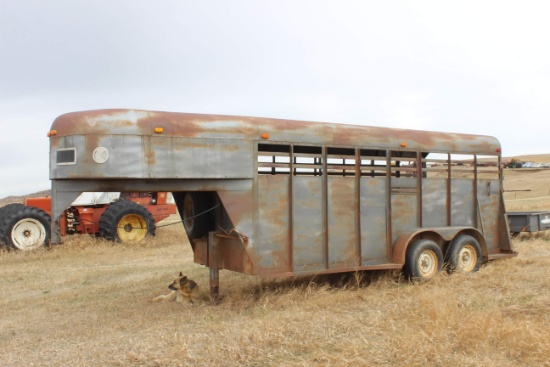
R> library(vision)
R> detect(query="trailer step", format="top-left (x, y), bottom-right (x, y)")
top-left (488, 251), bottom-right (518, 261)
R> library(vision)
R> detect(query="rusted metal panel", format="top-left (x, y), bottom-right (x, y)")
top-left (496, 195), bottom-right (513, 253)
top-left (51, 134), bottom-right (253, 180)
top-left (451, 179), bottom-right (476, 227)
top-left (216, 191), bottom-right (255, 240)
top-left (422, 179), bottom-right (447, 228)
top-left (218, 237), bottom-right (253, 273)
top-left (395, 130), bottom-right (501, 155)
top-left (292, 176), bottom-right (324, 272)
top-left (390, 178), bottom-right (418, 244)
top-left (167, 138), bottom-right (253, 179)
top-left (327, 177), bottom-right (356, 269)
top-left (359, 178), bottom-right (388, 265)
top-left (257, 175), bottom-right (291, 271)
top-left (193, 241), bottom-right (208, 265)
top-left (51, 110), bottom-right (261, 140)
top-left (193, 236), bottom-right (255, 276)
top-left (477, 179), bottom-right (500, 252)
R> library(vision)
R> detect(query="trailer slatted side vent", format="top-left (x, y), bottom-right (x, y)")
top-left (57, 148), bottom-right (76, 165)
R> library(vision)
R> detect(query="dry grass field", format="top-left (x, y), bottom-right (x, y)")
top-left (1, 155), bottom-right (549, 366)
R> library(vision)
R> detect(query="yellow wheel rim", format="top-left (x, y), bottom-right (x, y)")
top-left (418, 250), bottom-right (438, 278)
top-left (116, 214), bottom-right (147, 243)
top-left (457, 244), bottom-right (477, 272)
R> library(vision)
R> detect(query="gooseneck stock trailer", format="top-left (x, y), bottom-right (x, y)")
top-left (48, 109), bottom-right (516, 298)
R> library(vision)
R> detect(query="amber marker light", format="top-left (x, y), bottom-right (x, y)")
top-left (154, 127), bottom-right (164, 133)
top-left (47, 130), bottom-right (57, 137)
top-left (261, 133), bottom-right (270, 139)
top-left (400, 142), bottom-right (407, 147)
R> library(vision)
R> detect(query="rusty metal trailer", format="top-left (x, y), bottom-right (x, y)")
top-left (47, 109), bottom-right (516, 299)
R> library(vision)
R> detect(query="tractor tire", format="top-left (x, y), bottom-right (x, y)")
top-left (0, 203), bottom-right (26, 217)
top-left (403, 239), bottom-right (443, 281)
top-left (182, 192), bottom-right (215, 239)
top-left (99, 200), bottom-right (155, 243)
top-left (0, 204), bottom-right (51, 251)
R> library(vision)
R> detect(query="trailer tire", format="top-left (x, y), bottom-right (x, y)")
top-left (182, 192), bottom-right (214, 239)
top-left (445, 234), bottom-right (481, 273)
top-left (403, 239), bottom-right (443, 280)
top-left (0, 204), bottom-right (51, 251)
top-left (99, 200), bottom-right (155, 243)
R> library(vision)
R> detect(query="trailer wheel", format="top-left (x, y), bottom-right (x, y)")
top-left (99, 200), bottom-right (155, 243)
top-left (182, 192), bottom-right (214, 239)
top-left (445, 235), bottom-right (481, 273)
top-left (403, 239), bottom-right (443, 280)
top-left (0, 204), bottom-right (51, 251)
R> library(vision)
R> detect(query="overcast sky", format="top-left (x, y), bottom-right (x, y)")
top-left (1, 1), bottom-right (549, 198)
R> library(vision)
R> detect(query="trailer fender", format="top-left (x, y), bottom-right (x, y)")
top-left (392, 227), bottom-right (488, 265)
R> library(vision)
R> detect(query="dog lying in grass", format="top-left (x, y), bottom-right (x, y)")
top-left (151, 272), bottom-right (199, 305)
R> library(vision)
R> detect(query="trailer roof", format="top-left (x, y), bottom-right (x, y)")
top-left (51, 109), bottom-right (501, 155)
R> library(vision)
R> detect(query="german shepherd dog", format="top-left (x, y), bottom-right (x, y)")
top-left (151, 272), bottom-right (199, 304)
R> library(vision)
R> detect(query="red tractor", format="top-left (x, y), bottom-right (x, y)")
top-left (0, 192), bottom-right (176, 251)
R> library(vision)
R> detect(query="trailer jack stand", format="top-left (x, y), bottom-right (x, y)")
top-left (209, 267), bottom-right (219, 304)
top-left (207, 232), bottom-right (221, 304)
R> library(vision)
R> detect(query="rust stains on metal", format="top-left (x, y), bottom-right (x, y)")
top-left (144, 149), bottom-right (156, 167)
top-left (50, 109), bottom-right (501, 155)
